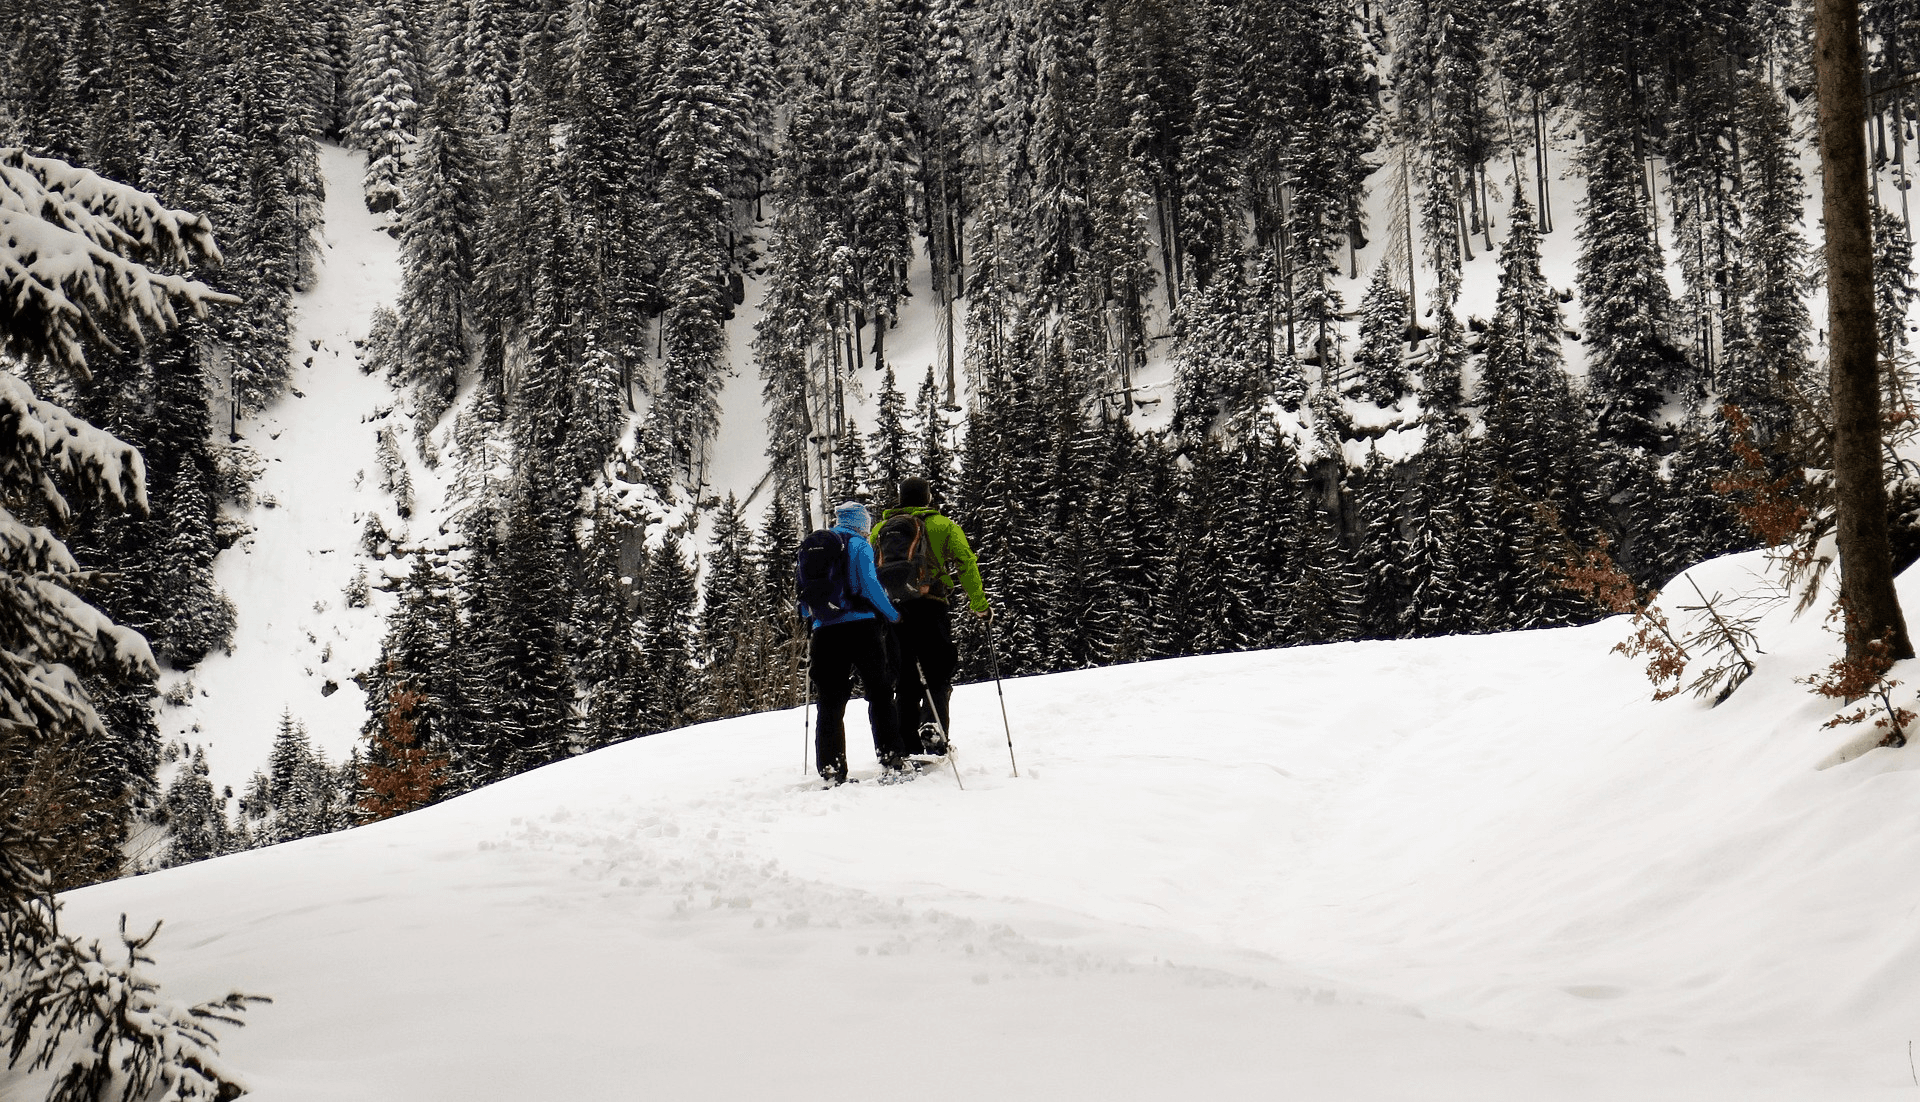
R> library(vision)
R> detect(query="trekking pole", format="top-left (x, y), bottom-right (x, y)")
top-left (986, 614), bottom-right (1018, 777)
top-left (800, 636), bottom-right (813, 776)
top-left (913, 657), bottom-right (964, 790)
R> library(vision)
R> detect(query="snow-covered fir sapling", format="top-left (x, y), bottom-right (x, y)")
top-left (345, 565), bottom-right (371, 609)
top-left (375, 426), bottom-right (414, 516)
top-left (361, 512), bottom-right (393, 557)
top-left (4, 826), bottom-right (267, 1102)
top-left (358, 306), bottom-right (403, 376)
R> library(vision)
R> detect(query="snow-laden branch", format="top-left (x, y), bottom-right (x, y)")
top-left (0, 370), bottom-right (146, 515)
top-left (0, 149), bottom-right (237, 376)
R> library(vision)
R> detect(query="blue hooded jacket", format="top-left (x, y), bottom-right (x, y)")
top-left (804, 502), bottom-right (900, 631)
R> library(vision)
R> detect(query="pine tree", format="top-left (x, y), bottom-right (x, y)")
top-left (1282, 488), bottom-right (1360, 645)
top-left (1390, 0), bottom-right (1491, 305)
top-left (1422, 307), bottom-right (1468, 425)
top-left (1182, 440), bottom-right (1274, 654)
top-left (831, 418), bottom-right (874, 505)
top-left (636, 531), bottom-right (700, 730)
top-left (266, 709), bottom-right (314, 840)
top-left (915, 366), bottom-right (955, 497)
top-left (651, 10), bottom-right (755, 477)
top-left (1726, 74), bottom-right (1810, 441)
top-left (1401, 435), bottom-right (1470, 637)
top-left (397, 83), bottom-right (483, 444)
top-left (1875, 207), bottom-right (1917, 414)
top-left (348, 0), bottom-right (422, 216)
top-left (465, 490), bottom-right (578, 782)
top-left (1354, 450), bottom-right (1411, 638)
top-left (1354, 263), bottom-right (1411, 405)
top-left (869, 364), bottom-right (913, 503)
top-left (1175, 2), bottom-right (1247, 291)
top-left (1480, 189), bottom-right (1575, 505)
top-left (161, 748), bottom-right (230, 867)
top-left (366, 553), bottom-right (475, 788)
top-left (846, 0), bottom-right (918, 376)
top-left (1577, 119), bottom-right (1675, 448)
top-left (699, 494), bottom-right (765, 716)
top-left (0, 150), bottom-right (226, 890)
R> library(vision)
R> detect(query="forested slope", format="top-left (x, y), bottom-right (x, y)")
top-left (4, 0), bottom-right (1918, 879)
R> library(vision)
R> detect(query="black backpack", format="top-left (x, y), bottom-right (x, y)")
top-left (795, 528), bottom-right (859, 620)
top-left (874, 512), bottom-right (937, 605)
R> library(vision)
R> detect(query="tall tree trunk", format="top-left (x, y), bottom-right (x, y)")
top-left (1815, 0), bottom-right (1914, 661)
top-left (932, 158), bottom-right (957, 407)
top-left (1535, 93), bottom-right (1552, 233)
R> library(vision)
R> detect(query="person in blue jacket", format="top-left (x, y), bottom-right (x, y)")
top-left (803, 501), bottom-right (905, 784)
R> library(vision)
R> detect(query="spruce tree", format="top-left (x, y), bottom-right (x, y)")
top-left (1577, 119), bottom-right (1675, 449)
top-left (397, 84), bottom-right (483, 445)
top-left (365, 553), bottom-right (475, 788)
top-left (1354, 450), bottom-right (1411, 639)
top-left (699, 494), bottom-right (761, 715)
top-left (915, 366), bottom-right (955, 498)
top-left (1354, 264), bottom-right (1411, 405)
top-left (1875, 208), bottom-right (1917, 413)
top-left (1401, 435), bottom-right (1470, 637)
top-left (636, 532), bottom-right (700, 730)
top-left (162, 749), bottom-right (230, 867)
top-left (651, 13), bottom-right (754, 477)
top-left (1480, 190), bottom-right (1575, 506)
top-left (466, 490), bottom-right (578, 782)
top-left (869, 364), bottom-right (913, 504)
top-left (1727, 74), bottom-right (1810, 441)
top-left (348, 0), bottom-right (422, 216)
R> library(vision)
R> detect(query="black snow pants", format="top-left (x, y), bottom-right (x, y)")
top-left (810, 618), bottom-right (903, 779)
top-left (891, 597), bottom-right (957, 752)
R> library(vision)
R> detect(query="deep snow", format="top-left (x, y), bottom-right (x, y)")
top-left (15, 550), bottom-right (1920, 1099)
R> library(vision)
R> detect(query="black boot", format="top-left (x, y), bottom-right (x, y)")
top-left (918, 721), bottom-right (948, 757)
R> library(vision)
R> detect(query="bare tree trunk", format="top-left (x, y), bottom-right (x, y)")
top-left (1535, 92), bottom-right (1552, 233)
top-left (1815, 0), bottom-right (1914, 661)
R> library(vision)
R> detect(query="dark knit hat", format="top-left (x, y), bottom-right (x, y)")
top-left (899, 477), bottom-right (932, 507)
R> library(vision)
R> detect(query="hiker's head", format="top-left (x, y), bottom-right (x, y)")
top-left (899, 477), bottom-right (933, 507)
top-left (834, 500), bottom-right (870, 533)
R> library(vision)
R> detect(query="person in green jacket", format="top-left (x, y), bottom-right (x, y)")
top-left (875, 477), bottom-right (989, 756)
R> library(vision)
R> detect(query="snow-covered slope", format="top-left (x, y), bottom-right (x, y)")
top-left (161, 145), bottom-right (423, 789)
top-left (23, 552), bottom-right (1920, 1099)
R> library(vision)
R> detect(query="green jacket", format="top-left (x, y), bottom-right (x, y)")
top-left (876, 506), bottom-right (988, 613)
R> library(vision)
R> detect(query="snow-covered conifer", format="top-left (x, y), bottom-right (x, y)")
top-left (869, 365), bottom-right (913, 502)
top-left (1354, 264), bottom-right (1411, 405)
top-left (349, 0), bottom-right (422, 216)
top-left (1576, 119), bottom-right (1674, 449)
top-left (397, 86), bottom-right (482, 443)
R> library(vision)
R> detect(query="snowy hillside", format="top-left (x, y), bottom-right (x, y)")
top-left (159, 138), bottom-right (1588, 793)
top-left (21, 550), bottom-right (1920, 1099)
top-left (159, 145), bottom-right (438, 791)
